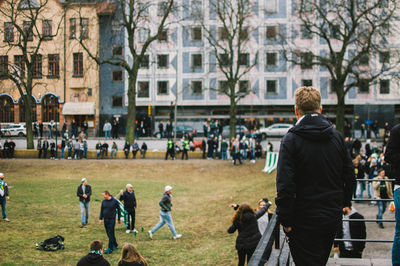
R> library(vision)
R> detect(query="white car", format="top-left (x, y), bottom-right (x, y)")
top-left (1, 124), bottom-right (26, 137)
top-left (257, 123), bottom-right (293, 139)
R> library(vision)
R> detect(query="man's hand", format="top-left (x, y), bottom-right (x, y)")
top-left (283, 226), bottom-right (292, 233)
top-left (6, 196), bottom-right (9, 201)
top-left (228, 203), bottom-right (238, 208)
top-left (333, 247), bottom-right (339, 253)
top-left (83, 194), bottom-right (87, 198)
top-left (99, 220), bottom-right (102, 225)
top-left (118, 220), bottom-right (121, 224)
top-left (120, 190), bottom-right (124, 194)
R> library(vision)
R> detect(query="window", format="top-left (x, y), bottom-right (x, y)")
top-left (240, 28), bottom-right (248, 40)
top-left (301, 0), bottom-right (313, 12)
top-left (31, 54), bottom-right (42, 78)
top-left (23, 21), bottom-right (33, 41)
top-left (356, 0), bottom-right (367, 11)
top-left (140, 55), bottom-right (149, 68)
top-left (191, 27), bottom-right (202, 41)
top-left (42, 20), bottom-right (52, 40)
top-left (19, 96), bottom-right (37, 122)
top-left (266, 52), bottom-right (277, 67)
top-left (379, 51), bottom-right (390, 64)
top-left (380, 79), bottom-right (390, 94)
top-left (266, 80), bottom-right (277, 93)
top-left (239, 53), bottom-right (249, 66)
top-left (139, 29), bottom-right (149, 43)
top-left (265, 0), bottom-right (278, 13)
top-left (302, 79), bottom-right (313, 86)
top-left (80, 18), bottom-right (89, 39)
top-left (266, 26), bottom-right (277, 40)
top-left (112, 46), bottom-right (123, 56)
top-left (48, 54), bottom-right (59, 77)
top-left (358, 79), bottom-right (369, 93)
top-left (158, 29), bottom-right (168, 42)
top-left (0, 56), bottom-right (8, 78)
top-left (359, 54), bottom-right (369, 66)
top-left (191, 54), bottom-right (202, 68)
top-left (219, 53), bottom-right (230, 66)
top-left (379, 0), bottom-right (389, 8)
top-left (138, 81), bottom-right (150, 97)
top-left (219, 27), bottom-right (228, 40)
top-left (301, 25), bottom-right (312, 39)
top-left (157, 54), bottom-right (169, 68)
top-left (88, 88), bottom-right (92, 96)
top-left (191, 0), bottom-right (202, 17)
top-left (239, 80), bottom-right (249, 93)
top-left (138, 2), bottom-right (149, 17)
top-left (4, 22), bottom-right (14, 42)
top-left (330, 80), bottom-right (336, 93)
top-left (358, 23), bottom-right (369, 39)
top-left (69, 18), bottom-right (76, 39)
top-left (112, 70), bottom-right (123, 81)
top-left (73, 53), bottom-right (83, 77)
top-left (191, 80), bottom-right (202, 94)
top-left (0, 95), bottom-right (14, 122)
top-left (157, 81), bottom-right (169, 95)
top-left (330, 24), bottom-right (340, 39)
top-left (42, 94), bottom-right (59, 122)
top-left (14, 55), bottom-right (25, 77)
top-left (112, 96), bottom-right (123, 107)
top-left (218, 80), bottom-right (228, 94)
top-left (157, 2), bottom-right (168, 16)
top-left (382, 23), bottom-right (390, 35)
top-left (300, 52), bottom-right (313, 69)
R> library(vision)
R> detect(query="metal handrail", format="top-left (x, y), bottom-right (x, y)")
top-left (334, 239), bottom-right (393, 243)
top-left (352, 198), bottom-right (393, 202)
top-left (342, 219), bottom-right (395, 222)
top-left (356, 179), bottom-right (396, 181)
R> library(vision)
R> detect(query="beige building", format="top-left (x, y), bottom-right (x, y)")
top-left (0, 0), bottom-right (100, 133)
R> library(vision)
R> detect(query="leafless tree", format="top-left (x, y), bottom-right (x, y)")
top-left (78, 0), bottom-right (175, 143)
top-left (199, 0), bottom-right (258, 139)
top-left (0, 0), bottom-right (63, 148)
top-left (283, 0), bottom-right (400, 134)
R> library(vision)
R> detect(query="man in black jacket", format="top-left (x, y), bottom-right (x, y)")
top-left (275, 87), bottom-right (355, 266)
top-left (99, 190), bottom-right (121, 254)
top-left (384, 123), bottom-right (400, 265)
top-left (119, 184), bottom-right (137, 234)
top-left (334, 206), bottom-right (366, 258)
top-left (77, 178), bottom-right (92, 228)
top-left (77, 240), bottom-right (110, 266)
top-left (42, 138), bottom-right (49, 159)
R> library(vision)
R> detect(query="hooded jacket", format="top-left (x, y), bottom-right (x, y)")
top-left (384, 123), bottom-right (400, 186)
top-left (334, 209), bottom-right (366, 254)
top-left (77, 253), bottom-right (110, 266)
top-left (275, 113), bottom-right (355, 228)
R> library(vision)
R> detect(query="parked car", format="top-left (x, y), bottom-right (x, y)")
top-left (153, 125), bottom-right (196, 139)
top-left (221, 125), bottom-right (249, 139)
top-left (256, 123), bottom-right (293, 139)
top-left (0, 124), bottom-right (26, 137)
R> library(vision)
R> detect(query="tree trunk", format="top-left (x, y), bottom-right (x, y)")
top-left (229, 95), bottom-right (237, 139)
top-left (336, 94), bottom-right (345, 136)
top-left (125, 72), bottom-right (137, 143)
top-left (24, 94), bottom-right (34, 149)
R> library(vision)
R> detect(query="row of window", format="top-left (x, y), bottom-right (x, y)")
top-left (0, 53), bottom-right (84, 78)
top-left (3, 18), bottom-right (88, 43)
top-left (0, 95), bottom-right (59, 123)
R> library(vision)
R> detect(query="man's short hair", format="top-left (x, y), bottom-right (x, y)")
top-left (103, 190), bottom-right (110, 196)
top-left (295, 87), bottom-right (321, 114)
top-left (90, 240), bottom-right (103, 251)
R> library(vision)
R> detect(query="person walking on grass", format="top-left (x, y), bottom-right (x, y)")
top-left (99, 190), bottom-right (121, 254)
top-left (77, 240), bottom-right (110, 266)
top-left (0, 173), bottom-right (10, 222)
top-left (119, 184), bottom-right (138, 234)
top-left (148, 186), bottom-right (182, 240)
top-left (77, 178), bottom-right (92, 228)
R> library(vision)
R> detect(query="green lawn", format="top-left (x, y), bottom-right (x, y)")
top-left (0, 159), bottom-right (276, 266)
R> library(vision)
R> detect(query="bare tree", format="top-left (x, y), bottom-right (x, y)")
top-left (0, 0), bottom-right (63, 148)
top-left (283, 0), bottom-right (400, 134)
top-left (199, 0), bottom-right (258, 139)
top-left (78, 0), bottom-right (175, 143)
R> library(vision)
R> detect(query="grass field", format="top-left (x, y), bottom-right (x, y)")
top-left (0, 159), bottom-right (276, 266)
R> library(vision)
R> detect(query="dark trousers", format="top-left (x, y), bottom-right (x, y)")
top-left (124, 151), bottom-right (129, 159)
top-left (104, 219), bottom-right (117, 250)
top-left (126, 208), bottom-right (136, 230)
top-left (0, 196), bottom-right (6, 219)
top-left (182, 149), bottom-right (188, 160)
top-left (43, 149), bottom-right (48, 159)
top-left (237, 246), bottom-right (256, 266)
top-left (339, 249), bottom-right (362, 258)
top-left (132, 150), bottom-right (138, 159)
top-left (165, 149), bottom-right (174, 160)
top-left (38, 149), bottom-right (42, 158)
top-left (234, 152), bottom-right (242, 165)
top-left (287, 223), bottom-right (339, 266)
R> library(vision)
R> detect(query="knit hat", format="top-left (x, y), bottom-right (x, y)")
top-left (165, 185), bottom-right (172, 192)
top-left (81, 178), bottom-right (87, 183)
top-left (0, 173), bottom-right (3, 179)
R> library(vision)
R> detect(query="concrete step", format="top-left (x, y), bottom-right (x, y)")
top-left (327, 258), bottom-right (391, 266)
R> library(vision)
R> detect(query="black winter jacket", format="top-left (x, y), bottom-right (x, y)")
top-left (334, 211), bottom-right (366, 254)
top-left (228, 204), bottom-right (270, 250)
top-left (77, 184), bottom-right (92, 203)
top-left (120, 190), bottom-right (137, 210)
top-left (275, 113), bottom-right (355, 228)
top-left (76, 253), bottom-right (110, 266)
top-left (384, 123), bottom-right (400, 186)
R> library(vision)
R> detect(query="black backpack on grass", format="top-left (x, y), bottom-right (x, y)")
top-left (37, 235), bottom-right (65, 251)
